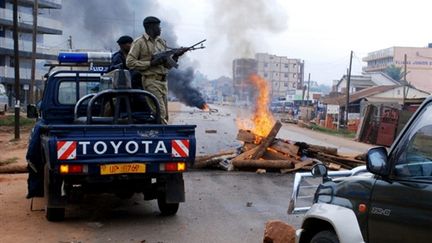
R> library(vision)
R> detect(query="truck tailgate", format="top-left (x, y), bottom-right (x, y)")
top-left (41, 124), bottom-right (196, 166)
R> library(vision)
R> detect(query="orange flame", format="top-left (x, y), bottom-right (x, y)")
top-left (201, 103), bottom-right (210, 111)
top-left (236, 74), bottom-right (275, 137)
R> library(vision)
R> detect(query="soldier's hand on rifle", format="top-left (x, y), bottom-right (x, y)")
top-left (150, 54), bottom-right (166, 66)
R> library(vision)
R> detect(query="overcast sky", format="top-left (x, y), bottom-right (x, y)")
top-left (50, 0), bottom-right (432, 86)
top-left (154, 0), bottom-right (432, 85)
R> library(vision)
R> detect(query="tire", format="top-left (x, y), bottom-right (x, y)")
top-left (157, 196), bottom-right (179, 216)
top-left (310, 230), bottom-right (339, 243)
top-left (45, 207), bottom-right (65, 222)
top-left (44, 163), bottom-right (65, 222)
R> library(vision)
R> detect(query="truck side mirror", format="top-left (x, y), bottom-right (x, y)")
top-left (366, 147), bottom-right (390, 177)
top-left (27, 104), bottom-right (38, 119)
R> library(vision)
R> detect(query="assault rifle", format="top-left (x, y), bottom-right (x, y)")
top-left (152, 39), bottom-right (206, 69)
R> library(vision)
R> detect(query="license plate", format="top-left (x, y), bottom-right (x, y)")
top-left (100, 163), bottom-right (146, 175)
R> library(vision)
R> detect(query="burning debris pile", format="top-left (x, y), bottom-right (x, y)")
top-left (194, 74), bottom-right (366, 172)
top-left (194, 121), bottom-right (366, 173)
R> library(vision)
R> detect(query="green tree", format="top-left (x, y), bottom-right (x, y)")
top-left (385, 64), bottom-right (404, 81)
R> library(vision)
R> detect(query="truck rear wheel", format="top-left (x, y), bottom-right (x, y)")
top-left (45, 207), bottom-right (65, 222)
top-left (44, 163), bottom-right (65, 221)
top-left (310, 230), bottom-right (339, 243)
top-left (157, 195), bottom-right (179, 216)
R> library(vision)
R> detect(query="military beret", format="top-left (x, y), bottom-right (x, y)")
top-left (143, 16), bottom-right (161, 26)
top-left (117, 35), bottom-right (133, 45)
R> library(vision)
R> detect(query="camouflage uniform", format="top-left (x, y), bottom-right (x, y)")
top-left (126, 33), bottom-right (169, 124)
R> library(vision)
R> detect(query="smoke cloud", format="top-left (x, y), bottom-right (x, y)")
top-left (58, 0), bottom-right (205, 108)
top-left (208, 0), bottom-right (288, 59)
top-left (167, 67), bottom-right (206, 109)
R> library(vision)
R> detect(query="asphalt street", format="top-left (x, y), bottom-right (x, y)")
top-left (0, 104), bottom-right (371, 243)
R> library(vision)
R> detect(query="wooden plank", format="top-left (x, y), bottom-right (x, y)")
top-left (327, 163), bottom-right (342, 170)
top-left (263, 148), bottom-right (302, 162)
top-left (270, 140), bottom-right (299, 156)
top-left (280, 159), bottom-right (314, 173)
top-left (194, 154), bottom-right (237, 169)
top-left (195, 150), bottom-right (237, 164)
top-left (236, 129), bottom-right (257, 143)
top-left (232, 159), bottom-right (294, 169)
top-left (231, 146), bottom-right (260, 163)
top-left (243, 143), bottom-right (258, 152)
top-left (250, 121), bottom-right (282, 160)
top-left (307, 144), bottom-right (338, 156)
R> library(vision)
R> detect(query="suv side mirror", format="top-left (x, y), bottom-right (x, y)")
top-left (311, 163), bottom-right (331, 182)
top-left (366, 147), bottom-right (390, 177)
top-left (27, 104), bottom-right (38, 119)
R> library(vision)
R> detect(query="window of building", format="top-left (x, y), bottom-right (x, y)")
top-left (284, 82), bottom-right (289, 87)
top-left (264, 73), bottom-right (268, 77)
top-left (284, 64), bottom-right (289, 68)
top-left (284, 73), bottom-right (288, 78)
top-left (264, 63), bottom-right (268, 67)
top-left (293, 73), bottom-right (297, 78)
top-left (293, 63), bottom-right (297, 68)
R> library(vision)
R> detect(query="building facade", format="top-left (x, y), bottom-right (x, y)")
top-left (232, 58), bottom-right (257, 103)
top-left (255, 53), bottom-right (304, 100)
top-left (0, 0), bottom-right (62, 106)
top-left (363, 45), bottom-right (432, 93)
top-left (335, 72), bottom-right (400, 94)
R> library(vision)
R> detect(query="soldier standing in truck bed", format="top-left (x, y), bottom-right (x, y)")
top-left (126, 16), bottom-right (173, 124)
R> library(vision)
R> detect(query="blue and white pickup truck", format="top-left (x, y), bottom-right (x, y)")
top-left (26, 52), bottom-right (196, 221)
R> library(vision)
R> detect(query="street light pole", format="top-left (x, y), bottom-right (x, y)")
top-left (30, 0), bottom-right (38, 105)
top-left (13, 0), bottom-right (20, 139)
top-left (345, 50), bottom-right (353, 127)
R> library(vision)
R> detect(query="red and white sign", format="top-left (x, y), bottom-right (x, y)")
top-left (57, 141), bottom-right (77, 160)
top-left (171, 140), bottom-right (189, 158)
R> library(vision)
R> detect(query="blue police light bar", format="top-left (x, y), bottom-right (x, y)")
top-left (58, 52), bottom-right (112, 64)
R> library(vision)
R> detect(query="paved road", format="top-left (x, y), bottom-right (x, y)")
top-left (0, 104), bottom-right (371, 242)
top-left (171, 104), bottom-right (372, 155)
top-left (0, 172), bottom-right (302, 243)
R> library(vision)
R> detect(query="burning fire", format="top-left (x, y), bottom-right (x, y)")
top-left (236, 74), bottom-right (275, 137)
top-left (201, 103), bottom-right (210, 111)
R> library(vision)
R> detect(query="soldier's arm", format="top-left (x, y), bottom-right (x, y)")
top-left (109, 53), bottom-right (124, 71)
top-left (126, 40), bottom-right (151, 71)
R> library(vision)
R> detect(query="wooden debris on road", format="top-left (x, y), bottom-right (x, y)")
top-left (0, 164), bottom-right (28, 174)
top-left (196, 121), bottom-right (366, 173)
top-left (194, 150), bottom-right (237, 169)
top-left (232, 159), bottom-right (294, 169)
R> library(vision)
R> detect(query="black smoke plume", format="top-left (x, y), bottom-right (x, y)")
top-left (57, 0), bottom-right (206, 109)
top-left (167, 67), bottom-right (206, 109)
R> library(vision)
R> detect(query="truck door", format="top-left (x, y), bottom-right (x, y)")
top-left (368, 101), bottom-right (432, 243)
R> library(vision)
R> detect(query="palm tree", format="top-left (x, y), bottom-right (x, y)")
top-left (385, 64), bottom-right (404, 81)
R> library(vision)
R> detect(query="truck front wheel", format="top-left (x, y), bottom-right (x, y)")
top-left (157, 195), bottom-right (179, 216)
top-left (310, 230), bottom-right (339, 243)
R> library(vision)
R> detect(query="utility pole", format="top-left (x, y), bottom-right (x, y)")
top-left (402, 54), bottom-right (407, 108)
top-left (30, 0), bottom-right (38, 105)
top-left (345, 50), bottom-right (353, 127)
top-left (13, 0), bottom-right (20, 139)
top-left (306, 73), bottom-right (311, 105)
top-left (68, 35), bottom-right (73, 49)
